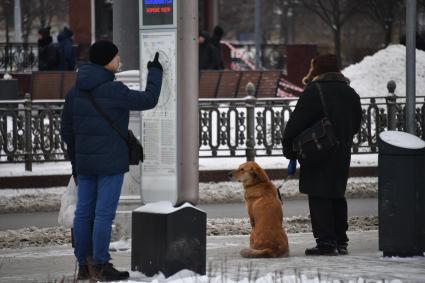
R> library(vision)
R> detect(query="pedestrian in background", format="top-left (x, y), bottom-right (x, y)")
top-left (37, 26), bottom-right (59, 70)
top-left (57, 27), bottom-right (76, 70)
top-left (282, 54), bottom-right (362, 256)
top-left (61, 40), bottom-right (163, 281)
top-left (210, 25), bottom-right (225, 70)
top-left (199, 31), bottom-right (217, 70)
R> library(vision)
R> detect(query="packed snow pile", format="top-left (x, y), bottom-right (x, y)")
top-left (199, 177), bottom-right (378, 204)
top-left (0, 178), bottom-right (378, 213)
top-left (342, 44), bottom-right (425, 97)
top-left (0, 216), bottom-right (378, 249)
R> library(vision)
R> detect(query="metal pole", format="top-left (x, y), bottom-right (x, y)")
top-left (14, 0), bottom-right (22, 43)
top-left (91, 0), bottom-right (95, 43)
top-left (255, 0), bottom-right (261, 70)
top-left (406, 0), bottom-right (417, 134)
top-left (113, 0), bottom-right (139, 70)
top-left (245, 82), bottom-right (257, 161)
top-left (386, 81), bottom-right (397, 131)
top-left (24, 93), bottom-right (32, 171)
top-left (177, 0), bottom-right (199, 205)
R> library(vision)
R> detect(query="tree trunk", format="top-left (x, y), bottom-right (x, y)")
top-left (384, 24), bottom-right (393, 46)
top-left (333, 27), bottom-right (342, 67)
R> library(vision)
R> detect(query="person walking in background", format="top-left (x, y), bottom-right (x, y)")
top-left (37, 26), bottom-right (59, 70)
top-left (199, 31), bottom-right (217, 70)
top-left (282, 54), bottom-right (362, 256)
top-left (61, 40), bottom-right (163, 281)
top-left (210, 25), bottom-right (225, 70)
top-left (57, 27), bottom-right (76, 70)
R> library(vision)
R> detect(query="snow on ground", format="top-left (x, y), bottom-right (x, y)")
top-left (121, 269), bottom-right (402, 283)
top-left (342, 44), bottom-right (425, 98)
top-left (0, 216), bottom-right (378, 250)
top-left (0, 177), bottom-right (378, 213)
top-left (0, 155), bottom-right (378, 178)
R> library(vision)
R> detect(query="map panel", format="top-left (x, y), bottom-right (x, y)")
top-left (140, 30), bottom-right (178, 203)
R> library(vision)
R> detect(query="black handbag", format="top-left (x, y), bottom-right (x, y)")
top-left (292, 83), bottom-right (339, 165)
top-left (84, 91), bottom-right (144, 165)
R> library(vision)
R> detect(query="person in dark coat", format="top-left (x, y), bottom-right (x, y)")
top-left (37, 26), bottom-right (59, 70)
top-left (199, 31), bottom-right (216, 70)
top-left (57, 27), bottom-right (76, 70)
top-left (210, 25), bottom-right (225, 70)
top-left (61, 40), bottom-right (163, 281)
top-left (282, 54), bottom-right (362, 256)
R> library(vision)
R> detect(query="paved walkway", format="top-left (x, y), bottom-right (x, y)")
top-left (0, 231), bottom-right (424, 282)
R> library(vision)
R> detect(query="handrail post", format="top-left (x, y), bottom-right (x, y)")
top-left (24, 93), bottom-right (32, 171)
top-left (385, 80), bottom-right (397, 131)
top-left (245, 82), bottom-right (257, 161)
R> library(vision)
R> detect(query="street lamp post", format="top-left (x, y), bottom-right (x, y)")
top-left (406, 0), bottom-right (417, 134)
top-left (255, 0), bottom-right (261, 69)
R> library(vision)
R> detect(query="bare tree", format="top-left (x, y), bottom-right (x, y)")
top-left (0, 0), bottom-right (13, 43)
top-left (298, 0), bottom-right (359, 65)
top-left (19, 0), bottom-right (68, 43)
top-left (359, 0), bottom-right (404, 46)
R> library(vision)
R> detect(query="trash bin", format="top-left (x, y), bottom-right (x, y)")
top-left (378, 131), bottom-right (425, 257)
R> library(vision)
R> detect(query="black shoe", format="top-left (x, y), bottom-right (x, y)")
top-left (305, 245), bottom-right (338, 256)
top-left (93, 262), bottom-right (130, 282)
top-left (77, 265), bottom-right (89, 280)
top-left (337, 245), bottom-right (348, 255)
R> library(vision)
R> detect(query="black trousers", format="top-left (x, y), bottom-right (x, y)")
top-left (308, 195), bottom-right (349, 248)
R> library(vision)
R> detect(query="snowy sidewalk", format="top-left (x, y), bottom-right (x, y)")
top-left (0, 231), bottom-right (424, 283)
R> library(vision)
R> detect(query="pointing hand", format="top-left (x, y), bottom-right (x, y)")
top-left (147, 52), bottom-right (163, 72)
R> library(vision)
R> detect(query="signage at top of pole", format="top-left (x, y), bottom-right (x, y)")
top-left (141, 0), bottom-right (175, 27)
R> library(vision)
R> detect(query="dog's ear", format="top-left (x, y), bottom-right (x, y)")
top-left (249, 167), bottom-right (258, 178)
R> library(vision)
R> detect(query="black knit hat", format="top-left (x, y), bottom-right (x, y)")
top-left (89, 40), bottom-right (118, 66)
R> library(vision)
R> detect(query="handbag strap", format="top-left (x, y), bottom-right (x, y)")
top-left (81, 90), bottom-right (129, 143)
top-left (315, 83), bottom-right (330, 118)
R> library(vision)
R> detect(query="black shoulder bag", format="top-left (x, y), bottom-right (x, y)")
top-left (84, 92), bottom-right (144, 165)
top-left (292, 83), bottom-right (339, 165)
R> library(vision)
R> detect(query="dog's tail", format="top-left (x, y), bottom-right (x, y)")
top-left (240, 247), bottom-right (289, 258)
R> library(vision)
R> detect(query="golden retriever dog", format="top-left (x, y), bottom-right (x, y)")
top-left (230, 161), bottom-right (289, 258)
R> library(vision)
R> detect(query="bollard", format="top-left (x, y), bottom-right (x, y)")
top-left (245, 82), bottom-right (256, 161)
top-left (385, 80), bottom-right (397, 131)
top-left (24, 93), bottom-right (32, 171)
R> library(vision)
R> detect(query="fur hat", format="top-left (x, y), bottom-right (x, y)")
top-left (89, 40), bottom-right (118, 66)
top-left (302, 54), bottom-right (340, 85)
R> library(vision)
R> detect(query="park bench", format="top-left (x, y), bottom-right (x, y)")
top-left (199, 70), bottom-right (283, 99)
top-left (30, 71), bottom-right (76, 100)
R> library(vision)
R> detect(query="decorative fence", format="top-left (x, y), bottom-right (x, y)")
top-left (0, 43), bottom-right (38, 72)
top-left (1, 92), bottom-right (425, 171)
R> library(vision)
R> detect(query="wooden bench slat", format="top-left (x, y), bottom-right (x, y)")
top-left (199, 71), bottom-right (221, 98)
top-left (256, 70), bottom-right (282, 98)
top-left (216, 71), bottom-right (241, 98)
top-left (236, 71), bottom-right (262, 97)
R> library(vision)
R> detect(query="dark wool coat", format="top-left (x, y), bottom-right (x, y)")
top-left (282, 73), bottom-right (362, 198)
top-left (61, 63), bottom-right (162, 176)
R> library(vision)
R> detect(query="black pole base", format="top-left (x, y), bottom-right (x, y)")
top-left (383, 251), bottom-right (424, 258)
top-left (131, 204), bottom-right (206, 277)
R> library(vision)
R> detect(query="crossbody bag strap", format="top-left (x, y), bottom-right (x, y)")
top-left (315, 83), bottom-right (330, 118)
top-left (82, 91), bottom-right (129, 143)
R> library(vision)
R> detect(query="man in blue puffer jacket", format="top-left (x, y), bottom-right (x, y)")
top-left (61, 40), bottom-right (163, 281)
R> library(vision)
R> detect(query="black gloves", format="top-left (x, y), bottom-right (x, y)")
top-left (147, 52), bottom-right (163, 72)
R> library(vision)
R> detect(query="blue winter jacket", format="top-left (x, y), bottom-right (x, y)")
top-left (61, 63), bottom-right (163, 176)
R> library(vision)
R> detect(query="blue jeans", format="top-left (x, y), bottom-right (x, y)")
top-left (73, 174), bottom-right (124, 265)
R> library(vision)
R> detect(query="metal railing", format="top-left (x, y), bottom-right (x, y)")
top-left (1, 83), bottom-right (425, 170)
top-left (0, 94), bottom-right (65, 171)
top-left (0, 43), bottom-right (38, 72)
